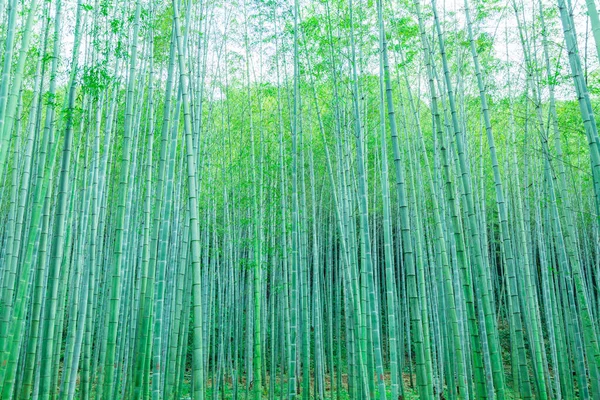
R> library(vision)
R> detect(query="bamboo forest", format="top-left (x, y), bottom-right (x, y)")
top-left (2, 0), bottom-right (600, 398)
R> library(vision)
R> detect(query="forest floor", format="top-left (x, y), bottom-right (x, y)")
top-left (179, 371), bottom-right (427, 399)
top-left (178, 370), bottom-right (524, 399)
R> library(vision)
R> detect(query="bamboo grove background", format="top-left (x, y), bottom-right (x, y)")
top-left (0, 0), bottom-right (599, 398)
